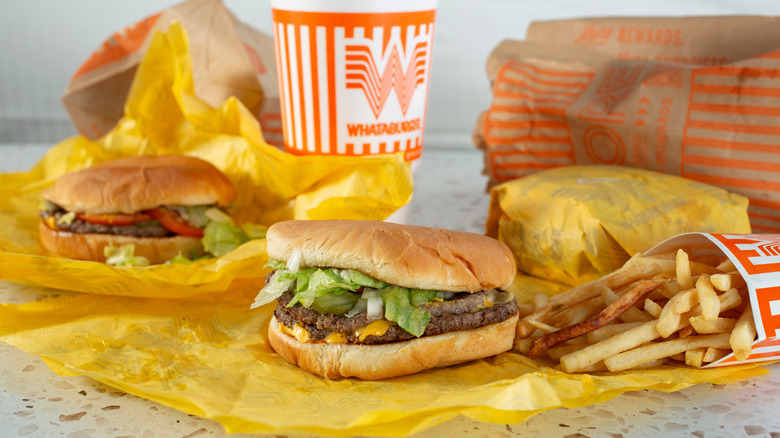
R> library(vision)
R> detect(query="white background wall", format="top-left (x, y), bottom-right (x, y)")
top-left (2, 0), bottom-right (780, 148)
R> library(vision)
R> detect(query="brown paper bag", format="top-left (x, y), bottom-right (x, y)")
top-left (61, 0), bottom-right (283, 148)
top-left (526, 16), bottom-right (780, 65)
top-left (476, 16), bottom-right (780, 233)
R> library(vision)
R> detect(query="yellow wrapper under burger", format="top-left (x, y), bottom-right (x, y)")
top-left (0, 281), bottom-right (768, 437)
top-left (487, 165), bottom-right (750, 287)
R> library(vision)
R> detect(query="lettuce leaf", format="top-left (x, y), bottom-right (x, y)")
top-left (104, 244), bottom-right (150, 267)
top-left (288, 268), bottom-right (361, 308)
top-left (202, 220), bottom-right (249, 257)
top-left (250, 259), bottom-right (442, 337)
top-left (168, 252), bottom-right (212, 265)
top-left (381, 287), bottom-right (432, 337)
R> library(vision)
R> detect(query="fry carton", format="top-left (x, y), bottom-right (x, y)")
top-left (475, 16), bottom-right (780, 233)
top-left (62, 0), bottom-right (283, 147)
top-left (646, 233), bottom-right (780, 367)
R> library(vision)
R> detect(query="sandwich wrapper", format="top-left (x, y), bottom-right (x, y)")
top-left (0, 237), bottom-right (770, 436)
top-left (0, 23), bottom-right (412, 298)
top-left (487, 165), bottom-right (751, 288)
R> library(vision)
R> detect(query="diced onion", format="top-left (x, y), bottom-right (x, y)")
top-left (345, 298), bottom-right (367, 317)
top-left (287, 249), bottom-right (302, 273)
top-left (365, 290), bottom-right (384, 321)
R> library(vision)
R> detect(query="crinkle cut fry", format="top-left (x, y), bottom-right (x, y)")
top-left (528, 278), bottom-right (669, 359)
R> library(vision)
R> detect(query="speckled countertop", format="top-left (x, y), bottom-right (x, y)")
top-left (1, 144), bottom-right (779, 438)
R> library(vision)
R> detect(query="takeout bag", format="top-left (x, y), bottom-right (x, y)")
top-left (0, 279), bottom-right (767, 436)
top-left (526, 16), bottom-right (780, 63)
top-left (645, 233), bottom-right (780, 366)
top-left (486, 165), bottom-right (751, 287)
top-left (62, 0), bottom-right (284, 148)
top-left (0, 23), bottom-right (412, 297)
top-left (475, 16), bottom-right (780, 233)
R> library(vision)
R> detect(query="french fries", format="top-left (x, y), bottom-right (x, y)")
top-left (515, 249), bottom-right (759, 373)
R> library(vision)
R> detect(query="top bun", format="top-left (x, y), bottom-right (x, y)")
top-left (42, 155), bottom-right (236, 214)
top-left (266, 220), bottom-right (517, 292)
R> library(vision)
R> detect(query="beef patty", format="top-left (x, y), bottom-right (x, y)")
top-left (40, 205), bottom-right (173, 238)
top-left (274, 289), bottom-right (519, 344)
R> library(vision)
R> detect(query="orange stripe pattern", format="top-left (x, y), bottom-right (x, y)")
top-left (272, 9), bottom-right (436, 161)
top-left (683, 57), bottom-right (780, 232)
top-left (483, 61), bottom-right (594, 182)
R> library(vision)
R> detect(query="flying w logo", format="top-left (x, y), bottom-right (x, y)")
top-left (344, 40), bottom-right (428, 118)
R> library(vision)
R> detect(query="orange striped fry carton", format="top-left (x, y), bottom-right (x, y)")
top-left (646, 233), bottom-right (780, 366)
top-left (476, 16), bottom-right (780, 233)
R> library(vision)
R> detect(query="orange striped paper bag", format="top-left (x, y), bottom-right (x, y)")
top-left (477, 17), bottom-right (780, 233)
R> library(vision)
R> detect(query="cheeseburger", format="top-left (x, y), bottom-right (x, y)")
top-left (38, 155), bottom-right (237, 264)
top-left (251, 220), bottom-right (519, 380)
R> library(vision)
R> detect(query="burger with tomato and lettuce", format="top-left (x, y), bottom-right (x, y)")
top-left (251, 220), bottom-right (520, 380)
top-left (38, 155), bottom-right (252, 265)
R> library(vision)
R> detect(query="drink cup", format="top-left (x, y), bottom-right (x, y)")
top-left (270, 0), bottom-right (438, 222)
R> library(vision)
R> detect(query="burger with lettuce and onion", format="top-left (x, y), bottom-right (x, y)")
top-left (38, 155), bottom-right (254, 265)
top-left (251, 220), bottom-right (520, 380)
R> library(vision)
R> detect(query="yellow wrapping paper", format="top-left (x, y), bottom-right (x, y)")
top-left (0, 23), bottom-right (412, 297)
top-left (0, 283), bottom-right (768, 436)
top-left (487, 165), bottom-right (751, 288)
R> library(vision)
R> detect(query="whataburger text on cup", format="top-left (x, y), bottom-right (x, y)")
top-left (271, 0), bottom-right (437, 166)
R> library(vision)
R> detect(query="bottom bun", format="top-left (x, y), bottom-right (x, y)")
top-left (267, 313), bottom-right (519, 380)
top-left (39, 222), bottom-right (204, 264)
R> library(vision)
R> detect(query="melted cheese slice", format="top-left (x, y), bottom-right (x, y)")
top-left (278, 323), bottom-right (311, 344)
top-left (354, 319), bottom-right (395, 341)
top-left (324, 332), bottom-right (347, 344)
top-left (279, 320), bottom-right (397, 344)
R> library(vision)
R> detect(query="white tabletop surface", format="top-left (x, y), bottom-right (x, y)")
top-left (1, 144), bottom-right (779, 438)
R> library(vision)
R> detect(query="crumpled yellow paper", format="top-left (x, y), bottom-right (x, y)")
top-left (0, 284), bottom-right (768, 437)
top-left (0, 23), bottom-right (412, 297)
top-left (487, 165), bottom-right (750, 288)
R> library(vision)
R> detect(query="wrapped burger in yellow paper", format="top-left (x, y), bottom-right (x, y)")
top-left (0, 23), bottom-right (412, 298)
top-left (0, 280), bottom-right (768, 437)
top-left (487, 165), bottom-right (750, 288)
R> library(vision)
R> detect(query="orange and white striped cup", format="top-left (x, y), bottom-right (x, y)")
top-left (270, 0), bottom-right (438, 168)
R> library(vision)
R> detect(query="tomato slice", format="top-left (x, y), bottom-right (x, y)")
top-left (146, 208), bottom-right (204, 238)
top-left (76, 212), bottom-right (152, 226)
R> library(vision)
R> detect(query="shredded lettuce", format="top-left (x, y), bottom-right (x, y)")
top-left (168, 251), bottom-right (212, 265)
top-left (250, 270), bottom-right (296, 308)
top-left (104, 244), bottom-right (150, 267)
top-left (381, 287), bottom-right (432, 337)
top-left (39, 199), bottom-right (57, 211)
top-left (202, 219), bottom-right (249, 257)
top-left (251, 259), bottom-right (445, 336)
top-left (288, 268), bottom-right (360, 308)
top-left (56, 211), bottom-right (76, 226)
top-left (264, 259), bottom-right (287, 270)
top-left (168, 205), bottom-right (211, 228)
top-left (204, 208), bottom-right (234, 224)
top-left (336, 269), bottom-right (389, 289)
